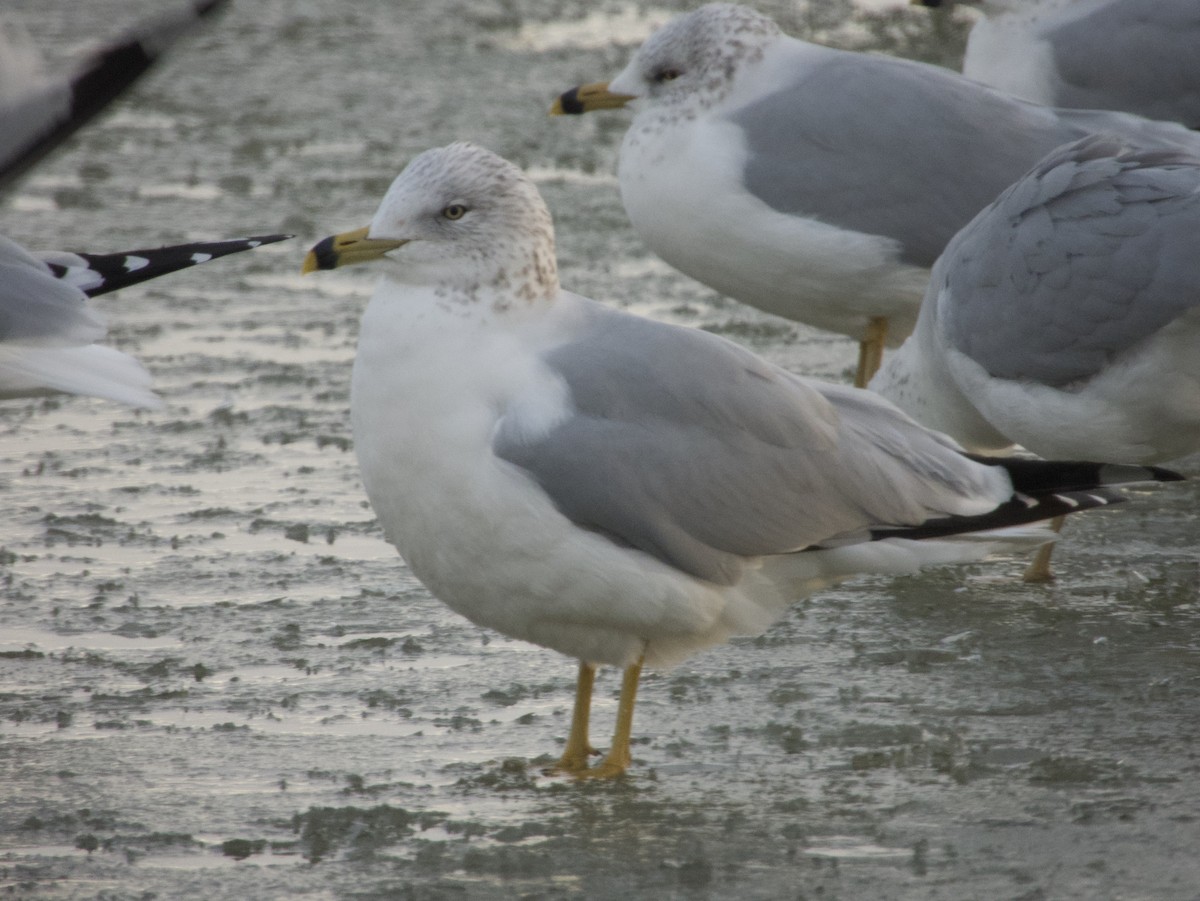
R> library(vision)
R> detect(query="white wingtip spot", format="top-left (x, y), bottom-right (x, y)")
top-left (1053, 494), bottom-right (1081, 508)
top-left (1015, 492), bottom-right (1037, 509)
top-left (190, 252), bottom-right (213, 264)
top-left (123, 255), bottom-right (150, 272)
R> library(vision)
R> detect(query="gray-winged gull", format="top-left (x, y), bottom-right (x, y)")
top-left (915, 0), bottom-right (1200, 128)
top-left (870, 135), bottom-right (1200, 580)
top-left (551, 3), bottom-right (1200, 385)
top-left (1, 233), bottom-right (289, 407)
top-left (301, 142), bottom-right (1182, 777)
top-left (871, 135), bottom-right (1200, 466)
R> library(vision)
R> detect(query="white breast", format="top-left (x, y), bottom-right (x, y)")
top-left (617, 47), bottom-right (928, 344)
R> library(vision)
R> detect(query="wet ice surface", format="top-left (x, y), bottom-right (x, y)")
top-left (2, 1), bottom-right (1199, 898)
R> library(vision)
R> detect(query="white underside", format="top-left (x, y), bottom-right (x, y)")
top-left (616, 43), bottom-right (927, 345)
top-left (0, 343), bottom-right (160, 408)
top-left (951, 307), bottom-right (1200, 464)
top-left (873, 289), bottom-right (1200, 464)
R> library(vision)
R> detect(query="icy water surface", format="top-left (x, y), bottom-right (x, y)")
top-left (2, 1), bottom-right (1199, 898)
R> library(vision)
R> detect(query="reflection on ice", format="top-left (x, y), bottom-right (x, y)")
top-left (0, 626), bottom-right (182, 653)
top-left (498, 4), bottom-right (672, 52)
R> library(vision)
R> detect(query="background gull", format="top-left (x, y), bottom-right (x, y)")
top-left (303, 141), bottom-right (1181, 778)
top-left (870, 135), bottom-right (1200, 466)
top-left (1, 233), bottom-right (289, 407)
top-left (0, 0), bottom-right (228, 192)
top-left (551, 3), bottom-right (1200, 385)
top-left (870, 134), bottom-right (1200, 579)
top-left (914, 0), bottom-right (1200, 128)
top-left (0, 0), bottom-right (287, 409)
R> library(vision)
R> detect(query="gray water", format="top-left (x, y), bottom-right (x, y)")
top-left (2, 1), bottom-right (1199, 898)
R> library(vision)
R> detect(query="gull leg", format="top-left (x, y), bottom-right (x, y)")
top-left (1023, 515), bottom-right (1066, 583)
top-left (552, 661), bottom-right (598, 774)
top-left (578, 656), bottom-right (644, 780)
top-left (854, 316), bottom-right (889, 388)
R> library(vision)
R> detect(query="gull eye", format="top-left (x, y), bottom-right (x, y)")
top-left (442, 203), bottom-right (468, 220)
top-left (654, 68), bottom-right (681, 83)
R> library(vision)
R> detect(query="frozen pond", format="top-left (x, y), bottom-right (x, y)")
top-left (2, 1), bottom-right (1199, 898)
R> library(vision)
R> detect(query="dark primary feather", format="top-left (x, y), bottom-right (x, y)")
top-left (41, 234), bottom-right (292, 298)
top-left (0, 0), bottom-right (228, 193)
top-left (869, 456), bottom-right (1184, 543)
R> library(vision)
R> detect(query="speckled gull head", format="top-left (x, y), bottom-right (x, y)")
top-left (553, 3), bottom-right (781, 116)
top-left (303, 142), bottom-right (558, 303)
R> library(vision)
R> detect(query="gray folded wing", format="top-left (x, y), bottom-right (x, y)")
top-left (729, 48), bottom-right (1200, 267)
top-left (937, 135), bottom-right (1200, 387)
top-left (494, 299), bottom-right (1006, 585)
top-left (1048, 0), bottom-right (1200, 127)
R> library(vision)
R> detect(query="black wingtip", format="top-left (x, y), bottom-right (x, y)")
top-left (0, 0), bottom-right (233, 193)
top-left (866, 455), bottom-right (1186, 545)
top-left (238, 234), bottom-right (295, 248)
top-left (76, 234), bottom-right (295, 297)
top-left (1143, 465), bottom-right (1187, 483)
top-left (868, 488), bottom-right (1126, 544)
top-left (963, 455), bottom-right (1186, 493)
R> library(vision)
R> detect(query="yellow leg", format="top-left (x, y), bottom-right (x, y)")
top-left (854, 316), bottom-right (889, 388)
top-left (552, 661), bottom-right (597, 774)
top-left (577, 656), bottom-right (644, 780)
top-left (1023, 515), bottom-right (1066, 583)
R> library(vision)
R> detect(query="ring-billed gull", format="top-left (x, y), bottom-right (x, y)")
top-left (870, 134), bottom-right (1200, 580)
top-left (301, 142), bottom-right (1182, 778)
top-left (1, 233), bottom-right (289, 407)
top-left (915, 0), bottom-right (1200, 128)
top-left (0, 0), bottom-right (228, 191)
top-left (550, 3), bottom-right (1200, 385)
top-left (870, 135), bottom-right (1200, 466)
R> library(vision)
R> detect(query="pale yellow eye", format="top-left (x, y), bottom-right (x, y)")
top-left (443, 204), bottom-right (467, 220)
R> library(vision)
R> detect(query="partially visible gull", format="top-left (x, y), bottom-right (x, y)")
top-left (551, 3), bottom-right (1200, 385)
top-left (301, 141), bottom-right (1182, 778)
top-left (1, 233), bottom-right (289, 407)
top-left (0, 0), bottom-right (228, 192)
top-left (915, 0), bottom-right (1200, 128)
top-left (870, 134), bottom-right (1200, 580)
top-left (871, 134), bottom-right (1200, 466)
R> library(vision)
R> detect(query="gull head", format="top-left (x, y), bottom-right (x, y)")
top-left (303, 142), bottom-right (558, 303)
top-left (566, 4), bottom-right (780, 115)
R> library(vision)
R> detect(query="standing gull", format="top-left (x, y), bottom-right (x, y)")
top-left (551, 3), bottom-right (1200, 385)
top-left (915, 0), bottom-right (1200, 128)
top-left (302, 142), bottom-right (1181, 778)
top-left (1, 233), bottom-right (289, 406)
top-left (870, 135), bottom-right (1200, 579)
